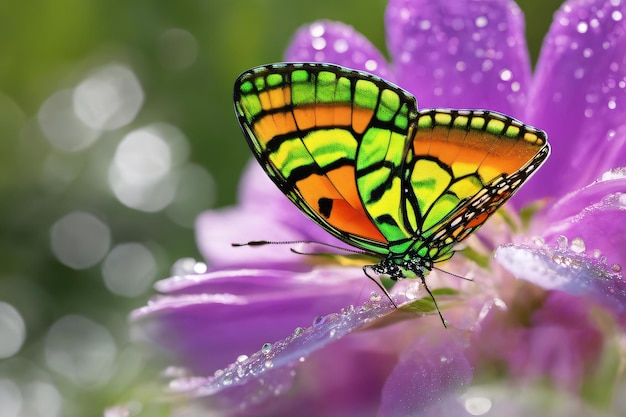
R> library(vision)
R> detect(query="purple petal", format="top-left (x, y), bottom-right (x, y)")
top-left (538, 168), bottom-right (626, 269)
top-left (494, 243), bottom-right (626, 328)
top-left (379, 327), bottom-right (473, 417)
top-left (165, 296), bottom-right (400, 414)
top-left (521, 0), bottom-right (626, 203)
top-left (385, 0), bottom-right (531, 115)
top-left (132, 267), bottom-right (375, 374)
top-left (195, 206), bottom-right (311, 269)
top-left (284, 20), bottom-right (391, 79)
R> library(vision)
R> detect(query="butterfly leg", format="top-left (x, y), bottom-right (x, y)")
top-left (362, 265), bottom-right (397, 308)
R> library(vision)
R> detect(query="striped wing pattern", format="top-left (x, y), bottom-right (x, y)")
top-left (234, 63), bottom-right (417, 255)
top-left (234, 62), bottom-right (550, 271)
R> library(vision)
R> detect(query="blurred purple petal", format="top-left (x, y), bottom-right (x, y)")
top-left (196, 206), bottom-right (311, 269)
top-left (469, 290), bottom-right (603, 391)
top-left (522, 0), bottom-right (626, 203)
top-left (540, 168), bottom-right (626, 268)
top-left (285, 20), bottom-right (391, 79)
top-left (385, 0), bottom-right (531, 114)
top-left (495, 243), bottom-right (626, 327)
top-left (378, 327), bottom-right (472, 417)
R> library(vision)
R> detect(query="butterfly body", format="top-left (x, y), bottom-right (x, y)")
top-left (234, 62), bottom-right (549, 285)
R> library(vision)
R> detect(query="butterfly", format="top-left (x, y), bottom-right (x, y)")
top-left (233, 62), bottom-right (550, 314)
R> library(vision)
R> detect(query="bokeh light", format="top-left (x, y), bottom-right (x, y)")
top-left (73, 64), bottom-right (144, 132)
top-left (0, 379), bottom-right (21, 417)
top-left (157, 28), bottom-right (199, 70)
top-left (0, 302), bottom-right (26, 359)
top-left (49, 211), bottom-right (111, 270)
top-left (102, 243), bottom-right (157, 297)
top-left (44, 315), bottom-right (117, 388)
top-left (38, 90), bottom-right (100, 152)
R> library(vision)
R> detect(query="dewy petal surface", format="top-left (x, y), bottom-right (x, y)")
top-left (522, 0), bottom-right (626, 203)
top-left (379, 327), bottom-right (472, 417)
top-left (132, 267), bottom-right (373, 374)
top-left (285, 20), bottom-right (391, 79)
top-left (495, 243), bottom-right (626, 328)
top-left (166, 297), bottom-right (401, 415)
top-left (540, 169), bottom-right (626, 268)
top-left (385, 0), bottom-right (531, 114)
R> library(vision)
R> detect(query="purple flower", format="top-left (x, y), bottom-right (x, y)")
top-left (131, 0), bottom-right (626, 415)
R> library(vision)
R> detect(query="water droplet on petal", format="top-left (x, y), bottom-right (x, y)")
top-left (570, 237), bottom-right (586, 253)
top-left (312, 315), bottom-right (326, 327)
top-left (557, 235), bottom-right (568, 250)
top-left (236, 355), bottom-right (248, 363)
top-left (499, 69), bottom-right (512, 81)
top-left (292, 327), bottom-right (304, 337)
top-left (264, 360), bottom-right (273, 369)
top-left (612, 264), bottom-right (622, 272)
top-left (612, 10), bottom-right (623, 21)
top-left (310, 23), bottom-right (325, 37)
top-left (475, 16), bottom-right (488, 28)
top-left (261, 343), bottom-right (272, 355)
top-left (370, 292), bottom-right (382, 302)
top-left (577, 21), bottom-right (588, 33)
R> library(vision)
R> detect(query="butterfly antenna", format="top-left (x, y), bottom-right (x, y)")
top-left (232, 239), bottom-right (368, 255)
top-left (363, 266), bottom-right (397, 308)
top-left (432, 266), bottom-right (474, 282)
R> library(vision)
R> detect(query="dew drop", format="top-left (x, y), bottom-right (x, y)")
top-left (236, 354), bottom-right (248, 363)
top-left (475, 16), bottom-right (488, 28)
top-left (592, 248), bottom-right (603, 258)
top-left (364, 60), bottom-right (378, 72)
top-left (309, 23), bottom-right (325, 37)
top-left (574, 68), bottom-right (585, 79)
top-left (264, 360), bottom-right (273, 369)
top-left (236, 366), bottom-right (246, 378)
top-left (261, 343), bottom-right (272, 355)
top-left (612, 10), bottom-right (623, 22)
top-left (419, 19), bottom-right (431, 30)
top-left (370, 292), bottom-right (382, 302)
top-left (570, 237), bottom-right (586, 253)
top-left (333, 39), bottom-right (348, 53)
top-left (329, 328), bottom-right (337, 338)
top-left (576, 21), bottom-right (588, 33)
top-left (612, 264), bottom-right (622, 272)
top-left (557, 235), bottom-right (568, 250)
top-left (292, 327), bottom-right (304, 337)
top-left (464, 396), bottom-right (493, 415)
top-left (532, 236), bottom-right (545, 246)
top-left (499, 69), bottom-right (512, 81)
top-left (312, 315), bottom-right (326, 327)
top-left (440, 356), bottom-right (449, 363)
top-left (608, 99), bottom-right (617, 110)
top-left (312, 38), bottom-right (326, 51)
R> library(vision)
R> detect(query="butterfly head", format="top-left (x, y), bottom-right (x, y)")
top-left (371, 253), bottom-right (433, 281)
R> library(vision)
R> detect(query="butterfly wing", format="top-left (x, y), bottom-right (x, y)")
top-left (233, 63), bottom-right (418, 255)
top-left (403, 109), bottom-right (549, 261)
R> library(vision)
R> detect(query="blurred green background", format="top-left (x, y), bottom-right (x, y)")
top-left (0, 0), bottom-right (564, 416)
